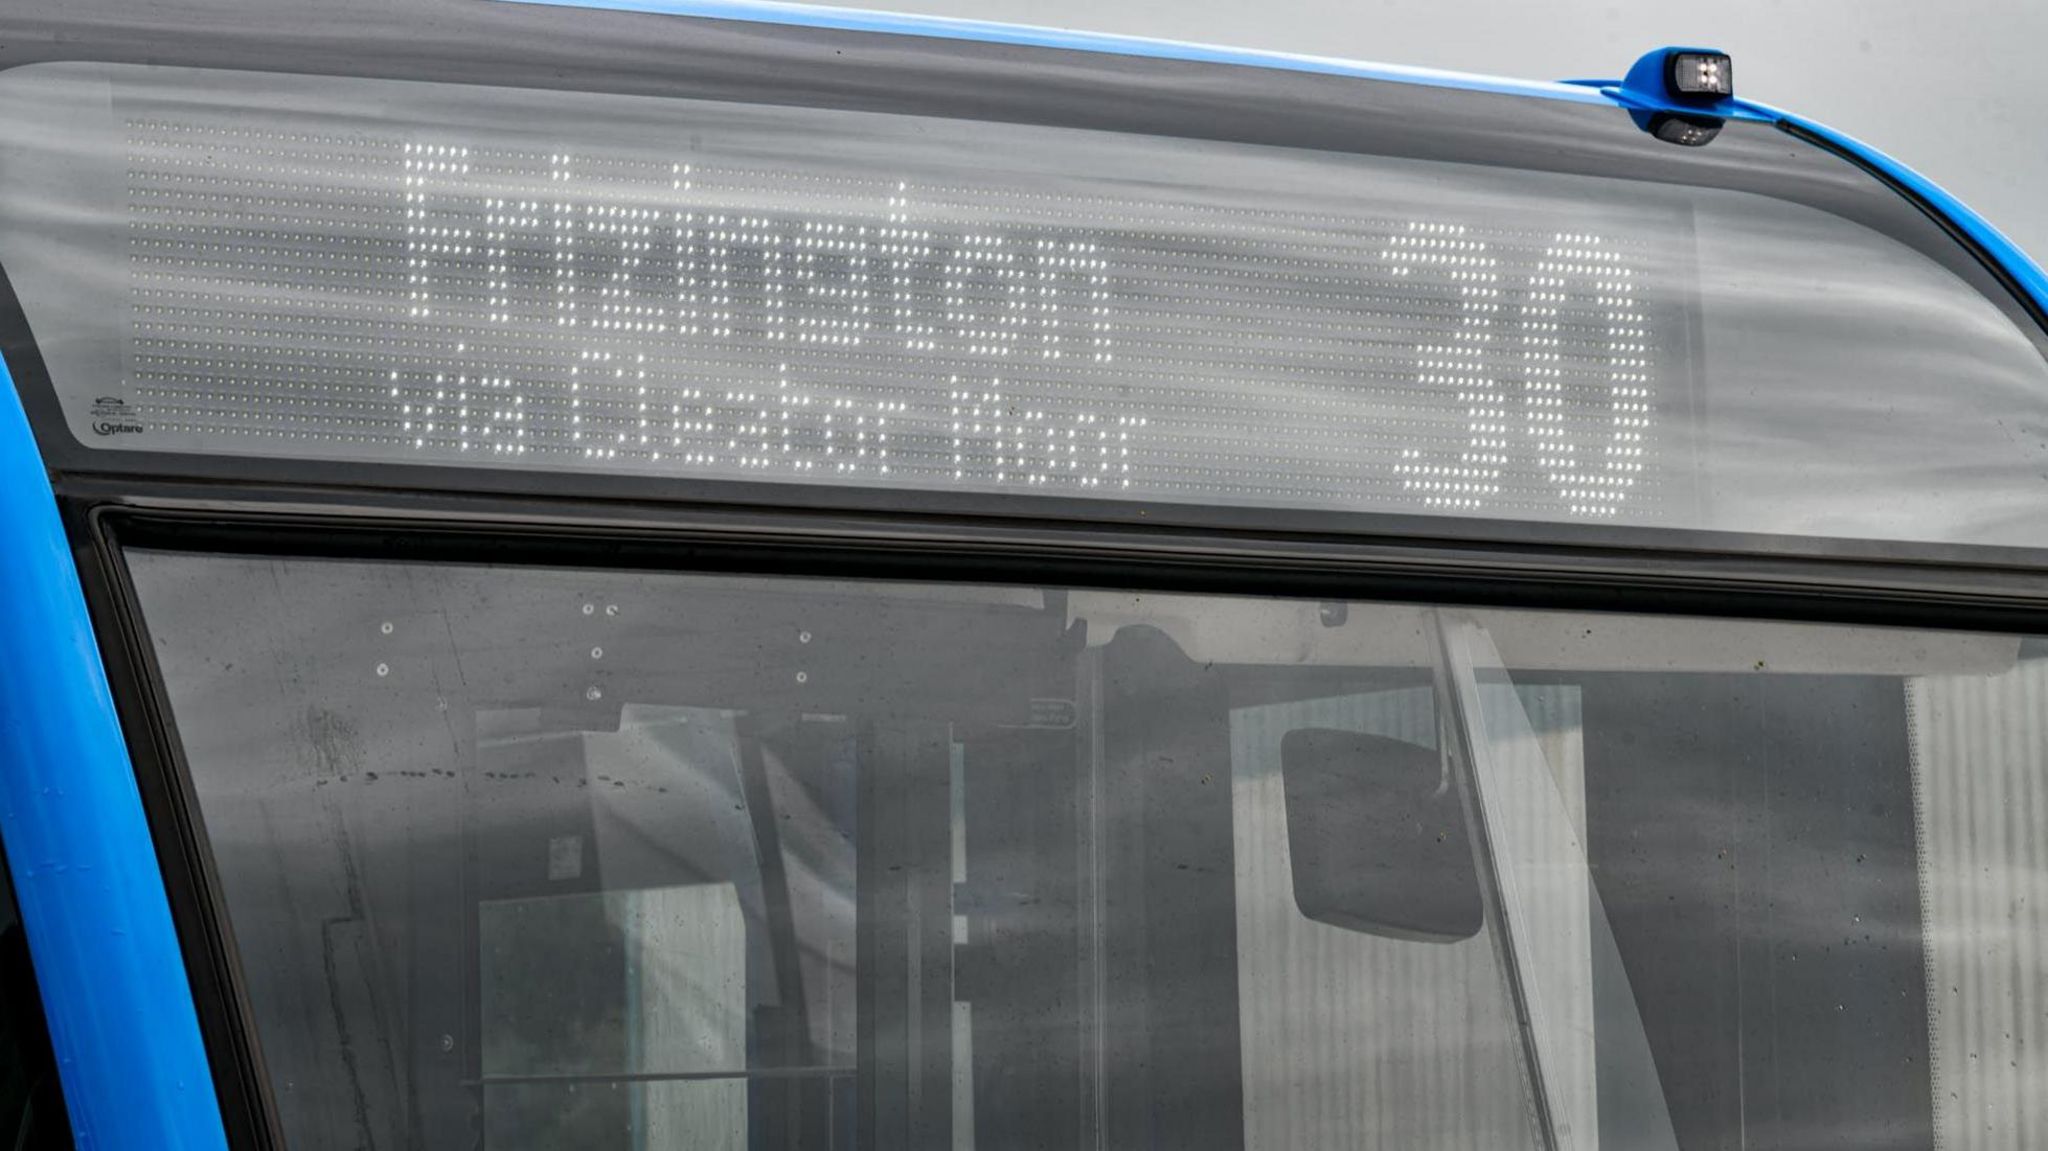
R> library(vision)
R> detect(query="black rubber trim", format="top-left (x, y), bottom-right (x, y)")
top-left (65, 505), bottom-right (282, 1151)
top-left (86, 488), bottom-right (2048, 638)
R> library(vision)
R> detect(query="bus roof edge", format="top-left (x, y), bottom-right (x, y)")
top-left (1739, 100), bottom-right (2048, 321)
top-left (485, 2), bottom-right (2048, 315)
top-left (490, 0), bottom-right (1616, 104)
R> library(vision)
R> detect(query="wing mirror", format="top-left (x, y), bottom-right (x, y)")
top-left (1279, 728), bottom-right (1482, 942)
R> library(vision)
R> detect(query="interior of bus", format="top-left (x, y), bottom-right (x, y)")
top-left (127, 550), bottom-right (2045, 1151)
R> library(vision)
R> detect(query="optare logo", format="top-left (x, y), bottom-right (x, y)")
top-left (87, 396), bottom-right (145, 436)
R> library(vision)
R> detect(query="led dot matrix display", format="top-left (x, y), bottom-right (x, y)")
top-left (28, 67), bottom-right (1694, 522)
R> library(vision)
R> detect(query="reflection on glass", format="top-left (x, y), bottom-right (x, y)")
top-left (126, 552), bottom-right (2048, 1149)
top-left (480, 885), bottom-right (750, 1149)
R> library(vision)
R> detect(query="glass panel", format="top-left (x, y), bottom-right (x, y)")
top-left (128, 549), bottom-right (2048, 1149)
top-left (5, 62), bottom-right (2047, 544)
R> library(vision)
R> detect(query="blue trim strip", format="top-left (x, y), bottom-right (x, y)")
top-left (1597, 82), bottom-right (1772, 123)
top-left (491, 0), bottom-right (1612, 104)
top-left (1736, 100), bottom-right (2048, 321)
top-left (0, 364), bottom-right (227, 1148)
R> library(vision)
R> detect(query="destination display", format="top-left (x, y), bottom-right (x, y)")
top-left (6, 65), bottom-right (1694, 522)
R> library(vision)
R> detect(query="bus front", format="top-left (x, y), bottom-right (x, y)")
top-left (2, 4), bottom-right (2048, 1149)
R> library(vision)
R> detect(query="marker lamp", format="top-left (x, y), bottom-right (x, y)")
top-left (1667, 52), bottom-right (1733, 98)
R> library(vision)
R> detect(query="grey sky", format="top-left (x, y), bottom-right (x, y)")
top-left (840, 0), bottom-right (2048, 267)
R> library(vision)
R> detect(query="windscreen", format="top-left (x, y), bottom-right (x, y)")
top-left (4, 63), bottom-right (2048, 544)
top-left (129, 551), bottom-right (2048, 1151)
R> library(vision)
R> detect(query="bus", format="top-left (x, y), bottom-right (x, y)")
top-left (3, 1), bottom-right (2048, 1148)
